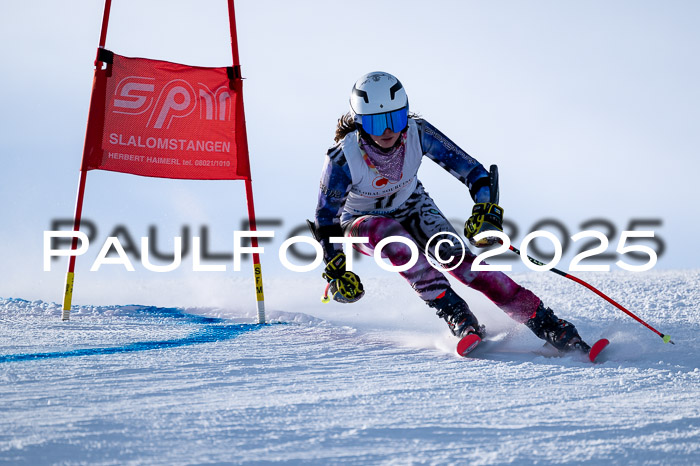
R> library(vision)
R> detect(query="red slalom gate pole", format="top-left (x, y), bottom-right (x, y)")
top-left (508, 244), bottom-right (674, 344)
top-left (244, 178), bottom-right (266, 324)
top-left (96, 0), bottom-right (112, 53)
top-left (62, 0), bottom-right (113, 321)
top-left (62, 171), bottom-right (88, 321)
top-left (228, 0), bottom-right (266, 324)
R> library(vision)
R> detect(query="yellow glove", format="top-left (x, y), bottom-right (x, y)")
top-left (464, 202), bottom-right (504, 247)
top-left (322, 253), bottom-right (365, 303)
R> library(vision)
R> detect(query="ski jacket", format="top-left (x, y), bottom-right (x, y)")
top-left (315, 118), bottom-right (490, 261)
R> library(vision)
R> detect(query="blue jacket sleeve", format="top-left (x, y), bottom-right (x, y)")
top-left (314, 144), bottom-right (352, 262)
top-left (417, 119), bottom-right (491, 203)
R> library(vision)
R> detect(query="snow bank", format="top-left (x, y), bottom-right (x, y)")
top-left (1, 270), bottom-right (698, 464)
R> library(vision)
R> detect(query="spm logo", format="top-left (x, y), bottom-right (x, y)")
top-left (112, 77), bottom-right (231, 129)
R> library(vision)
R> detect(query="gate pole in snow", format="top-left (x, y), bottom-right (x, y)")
top-left (228, 0), bottom-right (266, 324)
top-left (62, 0), bottom-right (113, 321)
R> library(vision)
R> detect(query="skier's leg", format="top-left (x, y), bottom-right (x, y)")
top-left (392, 184), bottom-right (541, 323)
top-left (443, 248), bottom-right (586, 348)
top-left (346, 214), bottom-right (481, 338)
top-left (346, 214), bottom-right (449, 301)
top-left (398, 185), bottom-right (587, 349)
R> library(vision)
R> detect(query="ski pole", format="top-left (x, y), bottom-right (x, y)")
top-left (305, 219), bottom-right (336, 303)
top-left (322, 282), bottom-right (332, 303)
top-left (486, 164), bottom-right (673, 345)
top-left (507, 243), bottom-right (673, 344)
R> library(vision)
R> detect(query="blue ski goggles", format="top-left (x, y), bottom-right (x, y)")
top-left (359, 107), bottom-right (409, 136)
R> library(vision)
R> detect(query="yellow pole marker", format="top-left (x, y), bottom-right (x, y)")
top-left (62, 272), bottom-right (74, 321)
top-left (254, 263), bottom-right (265, 324)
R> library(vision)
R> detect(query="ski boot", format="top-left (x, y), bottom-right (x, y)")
top-left (526, 302), bottom-right (590, 353)
top-left (427, 287), bottom-right (484, 339)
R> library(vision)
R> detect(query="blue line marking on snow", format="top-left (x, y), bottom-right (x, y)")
top-left (0, 306), bottom-right (266, 363)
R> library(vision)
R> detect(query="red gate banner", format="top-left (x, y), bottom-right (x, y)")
top-left (81, 50), bottom-right (251, 180)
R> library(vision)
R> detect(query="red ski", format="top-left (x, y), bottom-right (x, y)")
top-left (456, 333), bottom-right (482, 357)
top-left (457, 334), bottom-right (610, 362)
top-left (588, 338), bottom-right (610, 363)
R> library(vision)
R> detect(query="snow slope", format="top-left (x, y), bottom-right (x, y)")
top-left (1, 270), bottom-right (699, 464)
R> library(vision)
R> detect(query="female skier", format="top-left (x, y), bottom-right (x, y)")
top-left (314, 71), bottom-right (590, 353)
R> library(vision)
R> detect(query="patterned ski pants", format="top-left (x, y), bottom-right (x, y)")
top-left (342, 183), bottom-right (541, 323)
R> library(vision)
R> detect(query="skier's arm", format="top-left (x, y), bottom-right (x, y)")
top-left (417, 119), bottom-right (504, 246)
top-left (417, 119), bottom-right (491, 203)
top-left (314, 146), bottom-right (352, 263)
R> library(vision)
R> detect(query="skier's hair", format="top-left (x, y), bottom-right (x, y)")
top-left (334, 113), bottom-right (356, 143)
top-left (334, 111), bottom-right (420, 143)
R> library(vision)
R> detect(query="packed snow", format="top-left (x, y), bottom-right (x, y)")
top-left (1, 269), bottom-right (699, 464)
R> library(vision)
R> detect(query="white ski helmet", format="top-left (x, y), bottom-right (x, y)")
top-left (350, 71), bottom-right (409, 136)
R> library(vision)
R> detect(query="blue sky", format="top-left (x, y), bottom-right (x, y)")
top-left (1, 0), bottom-right (699, 306)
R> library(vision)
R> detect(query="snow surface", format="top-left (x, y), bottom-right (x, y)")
top-left (1, 270), bottom-right (699, 464)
